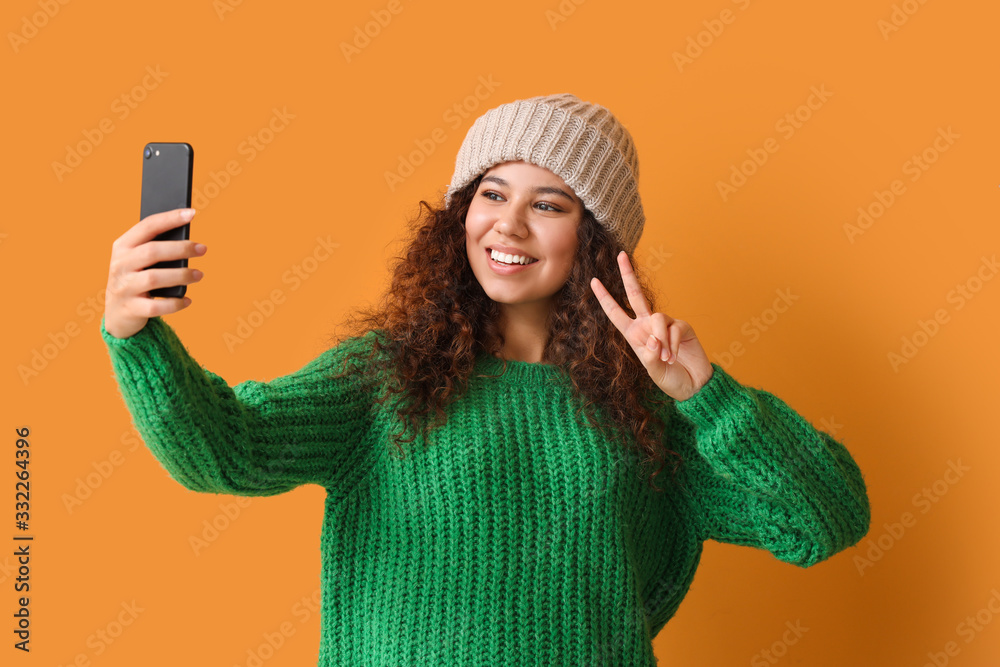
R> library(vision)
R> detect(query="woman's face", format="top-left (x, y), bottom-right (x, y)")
top-left (465, 160), bottom-right (582, 312)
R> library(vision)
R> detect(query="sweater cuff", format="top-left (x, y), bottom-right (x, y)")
top-left (673, 362), bottom-right (755, 429)
top-left (101, 314), bottom-right (158, 343)
top-left (100, 315), bottom-right (187, 369)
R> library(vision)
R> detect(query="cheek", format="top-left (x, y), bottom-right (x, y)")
top-left (551, 239), bottom-right (578, 274)
top-left (464, 210), bottom-right (489, 239)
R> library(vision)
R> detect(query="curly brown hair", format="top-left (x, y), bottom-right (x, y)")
top-left (323, 173), bottom-right (686, 494)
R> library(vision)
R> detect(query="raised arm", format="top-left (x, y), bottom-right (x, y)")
top-left (669, 363), bottom-right (871, 568)
top-left (101, 315), bottom-right (378, 497)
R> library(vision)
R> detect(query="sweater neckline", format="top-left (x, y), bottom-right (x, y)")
top-left (473, 350), bottom-right (567, 384)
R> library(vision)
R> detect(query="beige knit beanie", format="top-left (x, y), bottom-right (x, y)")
top-left (444, 93), bottom-right (645, 254)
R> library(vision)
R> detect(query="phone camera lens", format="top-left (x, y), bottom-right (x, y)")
top-left (144, 146), bottom-right (152, 159)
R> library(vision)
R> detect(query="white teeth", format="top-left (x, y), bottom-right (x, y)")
top-left (490, 248), bottom-right (538, 265)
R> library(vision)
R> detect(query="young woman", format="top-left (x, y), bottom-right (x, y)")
top-left (101, 93), bottom-right (871, 665)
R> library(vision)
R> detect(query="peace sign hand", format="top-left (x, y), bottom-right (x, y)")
top-left (590, 251), bottom-right (714, 402)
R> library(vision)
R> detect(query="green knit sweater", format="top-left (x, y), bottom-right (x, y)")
top-left (100, 315), bottom-right (870, 666)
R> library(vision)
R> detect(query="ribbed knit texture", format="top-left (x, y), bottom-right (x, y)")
top-left (100, 315), bottom-right (871, 666)
top-left (445, 93), bottom-right (646, 254)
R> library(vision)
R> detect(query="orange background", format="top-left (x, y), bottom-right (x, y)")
top-left (3, 0), bottom-right (999, 664)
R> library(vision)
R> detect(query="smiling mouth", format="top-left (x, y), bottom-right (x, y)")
top-left (486, 247), bottom-right (540, 265)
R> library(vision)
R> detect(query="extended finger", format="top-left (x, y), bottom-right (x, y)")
top-left (616, 251), bottom-right (651, 319)
top-left (589, 276), bottom-right (633, 335)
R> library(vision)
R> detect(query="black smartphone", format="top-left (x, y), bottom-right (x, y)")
top-left (140, 142), bottom-right (194, 299)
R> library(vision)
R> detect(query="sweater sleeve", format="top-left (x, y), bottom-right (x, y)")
top-left (100, 314), bottom-right (377, 497)
top-left (671, 362), bottom-right (871, 568)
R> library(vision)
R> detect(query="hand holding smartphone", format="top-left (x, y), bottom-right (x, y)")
top-left (102, 142), bottom-right (206, 340)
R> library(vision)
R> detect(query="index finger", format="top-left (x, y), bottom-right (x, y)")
top-left (116, 208), bottom-right (196, 250)
top-left (589, 276), bottom-right (633, 336)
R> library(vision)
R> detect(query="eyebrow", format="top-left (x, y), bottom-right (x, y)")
top-left (479, 175), bottom-right (577, 205)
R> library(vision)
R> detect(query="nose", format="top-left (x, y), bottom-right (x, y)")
top-left (492, 204), bottom-right (529, 237)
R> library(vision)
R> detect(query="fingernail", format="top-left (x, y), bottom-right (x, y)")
top-left (181, 208), bottom-right (196, 221)
top-left (647, 335), bottom-right (656, 350)
top-left (194, 243), bottom-right (207, 254)
top-left (192, 269), bottom-right (203, 279)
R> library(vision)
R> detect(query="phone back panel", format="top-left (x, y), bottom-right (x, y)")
top-left (140, 142), bottom-right (193, 298)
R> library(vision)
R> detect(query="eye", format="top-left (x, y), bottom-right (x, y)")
top-left (480, 190), bottom-right (562, 212)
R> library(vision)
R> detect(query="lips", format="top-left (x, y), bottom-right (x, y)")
top-left (483, 247), bottom-right (540, 273)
